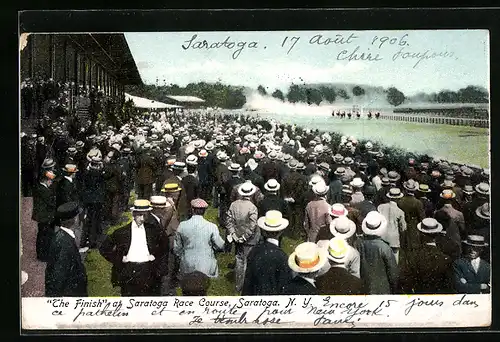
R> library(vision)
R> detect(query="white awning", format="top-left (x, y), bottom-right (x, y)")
top-left (125, 93), bottom-right (183, 109)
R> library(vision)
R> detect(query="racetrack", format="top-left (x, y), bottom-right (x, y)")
top-left (253, 113), bottom-right (489, 168)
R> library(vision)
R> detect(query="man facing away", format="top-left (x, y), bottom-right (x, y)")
top-left (242, 210), bottom-right (293, 295)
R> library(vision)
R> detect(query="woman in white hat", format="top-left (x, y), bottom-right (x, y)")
top-left (377, 188), bottom-right (407, 264)
top-left (358, 211), bottom-right (399, 294)
top-left (242, 211), bottom-right (292, 295)
top-left (304, 182), bottom-right (332, 243)
top-left (315, 238), bottom-right (363, 295)
top-left (282, 242), bottom-right (328, 295)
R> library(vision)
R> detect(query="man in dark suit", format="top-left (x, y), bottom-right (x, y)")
top-left (281, 161), bottom-right (308, 238)
top-left (56, 164), bottom-right (79, 208)
top-left (257, 179), bottom-right (289, 219)
top-left (32, 170), bottom-right (57, 262)
top-left (135, 147), bottom-right (156, 200)
top-left (452, 235), bottom-right (490, 294)
top-left (45, 202), bottom-right (88, 297)
top-left (261, 152), bottom-right (281, 182)
top-left (400, 218), bottom-right (454, 294)
top-left (99, 200), bottom-right (167, 296)
top-left (352, 185), bottom-right (377, 222)
top-left (242, 210), bottom-right (293, 295)
top-left (181, 163), bottom-right (200, 213)
top-left (242, 159), bottom-right (265, 193)
top-left (80, 156), bottom-right (106, 249)
top-left (316, 238), bottom-right (363, 295)
top-left (282, 242), bottom-right (328, 295)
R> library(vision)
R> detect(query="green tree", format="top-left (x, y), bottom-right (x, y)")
top-left (271, 89), bottom-right (285, 101)
top-left (386, 87), bottom-right (406, 106)
top-left (305, 88), bottom-right (323, 105)
top-left (286, 84), bottom-right (307, 103)
top-left (337, 88), bottom-right (350, 100)
top-left (352, 85), bottom-right (365, 96)
top-left (437, 90), bottom-right (459, 103)
top-left (319, 86), bottom-right (336, 102)
top-left (257, 85), bottom-right (267, 96)
top-left (457, 86), bottom-right (489, 103)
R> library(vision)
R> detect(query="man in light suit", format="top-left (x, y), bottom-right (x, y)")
top-left (453, 235), bottom-right (490, 294)
top-left (242, 210), bottom-right (292, 295)
top-left (226, 181), bottom-right (260, 293)
top-left (173, 198), bottom-right (225, 280)
top-left (378, 188), bottom-right (407, 264)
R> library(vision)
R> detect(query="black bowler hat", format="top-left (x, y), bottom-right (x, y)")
top-left (56, 202), bottom-right (81, 221)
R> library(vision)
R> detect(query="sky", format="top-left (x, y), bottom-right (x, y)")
top-left (124, 30), bottom-right (489, 96)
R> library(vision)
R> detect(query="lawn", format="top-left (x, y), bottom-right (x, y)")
top-left (84, 194), bottom-right (302, 297)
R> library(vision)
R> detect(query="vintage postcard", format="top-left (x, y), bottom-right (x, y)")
top-left (20, 28), bottom-right (490, 330)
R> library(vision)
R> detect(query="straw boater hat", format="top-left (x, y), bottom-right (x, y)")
top-left (297, 147), bottom-right (307, 155)
top-left (238, 180), bottom-right (257, 197)
top-left (264, 178), bottom-right (280, 192)
top-left (431, 170), bottom-right (441, 178)
top-left (463, 235), bottom-right (488, 247)
top-left (41, 158), bottom-right (56, 169)
top-left (296, 162), bottom-right (306, 171)
top-left (362, 211), bottom-right (388, 236)
top-left (309, 174), bottom-right (324, 187)
top-left (334, 167), bottom-right (346, 176)
top-left (198, 149), bottom-right (208, 158)
top-left (150, 196), bottom-right (168, 208)
top-left (333, 154), bottom-right (344, 162)
top-left (326, 237), bottom-right (350, 264)
top-left (162, 183), bottom-right (182, 193)
top-left (342, 184), bottom-right (353, 195)
top-left (257, 210), bottom-right (289, 232)
top-left (475, 182), bottom-right (490, 196)
top-left (172, 161), bottom-right (186, 170)
top-left (386, 188), bottom-right (404, 199)
top-left (418, 184), bottom-right (432, 193)
top-left (205, 142), bottom-right (215, 151)
top-left (441, 179), bottom-right (455, 188)
top-left (403, 179), bottom-right (419, 192)
top-left (440, 189), bottom-right (456, 199)
top-left (288, 242), bottom-right (328, 274)
top-left (62, 164), bottom-right (78, 173)
top-left (462, 167), bottom-right (474, 177)
top-left (288, 159), bottom-right (298, 170)
top-left (191, 198), bottom-right (209, 209)
top-left (379, 168), bottom-right (388, 177)
top-left (463, 184), bottom-right (475, 195)
top-left (417, 218), bottom-right (443, 234)
top-left (330, 216), bottom-right (356, 239)
top-left (186, 154), bottom-right (198, 166)
top-left (330, 203), bottom-right (348, 217)
top-left (343, 157), bottom-right (354, 165)
top-left (350, 177), bottom-right (365, 188)
top-left (228, 163), bottom-right (242, 172)
top-left (381, 177), bottom-right (391, 186)
top-left (476, 203), bottom-right (490, 220)
top-left (365, 141), bottom-right (373, 150)
top-left (318, 162), bottom-right (330, 172)
top-left (217, 152), bottom-right (229, 161)
top-left (254, 151), bottom-right (265, 160)
top-left (130, 199), bottom-right (153, 212)
top-left (388, 171), bottom-right (401, 182)
top-left (312, 182), bottom-right (329, 196)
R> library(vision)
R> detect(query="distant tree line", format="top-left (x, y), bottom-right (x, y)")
top-left (125, 82), bottom-right (247, 109)
top-left (125, 82), bottom-right (489, 110)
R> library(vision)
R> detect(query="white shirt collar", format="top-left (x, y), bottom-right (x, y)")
top-left (60, 226), bottom-right (76, 240)
top-left (132, 220), bottom-right (145, 230)
top-left (176, 175), bottom-right (182, 181)
top-left (300, 276), bottom-right (316, 287)
top-left (64, 175), bottom-right (73, 183)
top-left (425, 242), bottom-right (437, 246)
top-left (266, 238), bottom-right (279, 246)
top-left (40, 182), bottom-right (48, 188)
